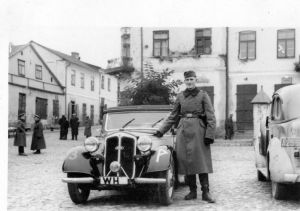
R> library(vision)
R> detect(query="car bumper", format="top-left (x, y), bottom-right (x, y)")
top-left (62, 177), bottom-right (166, 184)
top-left (283, 174), bottom-right (300, 183)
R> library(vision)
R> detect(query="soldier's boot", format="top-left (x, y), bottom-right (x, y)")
top-left (199, 173), bottom-right (215, 203)
top-left (184, 174), bottom-right (197, 200)
top-left (201, 185), bottom-right (215, 203)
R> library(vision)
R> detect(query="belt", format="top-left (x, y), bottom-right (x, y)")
top-left (180, 113), bottom-right (200, 118)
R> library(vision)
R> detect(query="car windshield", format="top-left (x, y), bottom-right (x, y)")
top-left (105, 111), bottom-right (170, 130)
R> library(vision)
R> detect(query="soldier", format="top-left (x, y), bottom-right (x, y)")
top-left (225, 114), bottom-right (234, 140)
top-left (31, 114), bottom-right (46, 154)
top-left (154, 70), bottom-right (216, 203)
top-left (84, 116), bottom-right (92, 138)
top-left (58, 115), bottom-right (67, 140)
top-left (70, 113), bottom-right (79, 140)
top-left (14, 113), bottom-right (27, 156)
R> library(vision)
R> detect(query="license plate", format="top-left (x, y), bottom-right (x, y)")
top-left (99, 177), bottom-right (128, 185)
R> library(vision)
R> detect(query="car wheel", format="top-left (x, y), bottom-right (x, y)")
top-left (67, 174), bottom-right (90, 204)
top-left (257, 170), bottom-right (267, 181)
top-left (158, 157), bottom-right (175, 205)
top-left (272, 181), bottom-right (287, 200)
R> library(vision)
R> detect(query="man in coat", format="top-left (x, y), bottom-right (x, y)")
top-left (225, 114), bottom-right (234, 140)
top-left (31, 114), bottom-right (46, 154)
top-left (70, 113), bottom-right (79, 140)
top-left (14, 113), bottom-right (27, 156)
top-left (84, 116), bottom-right (92, 138)
top-left (58, 115), bottom-right (67, 140)
top-left (154, 70), bottom-right (216, 203)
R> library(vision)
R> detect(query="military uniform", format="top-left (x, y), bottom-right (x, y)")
top-left (70, 115), bottom-right (79, 140)
top-left (14, 114), bottom-right (27, 155)
top-left (31, 115), bottom-right (46, 154)
top-left (84, 117), bottom-right (92, 138)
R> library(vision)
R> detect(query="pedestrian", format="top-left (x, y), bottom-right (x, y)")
top-left (31, 114), bottom-right (46, 154)
top-left (58, 115), bottom-right (67, 140)
top-left (154, 70), bottom-right (216, 203)
top-left (64, 118), bottom-right (69, 140)
top-left (14, 113), bottom-right (27, 156)
top-left (84, 116), bottom-right (92, 138)
top-left (70, 113), bottom-right (79, 140)
top-left (225, 114), bottom-right (234, 140)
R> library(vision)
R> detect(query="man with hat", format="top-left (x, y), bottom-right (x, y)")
top-left (154, 70), bottom-right (216, 203)
top-left (84, 116), bottom-right (92, 138)
top-left (31, 114), bottom-right (46, 154)
top-left (70, 113), bottom-right (79, 140)
top-left (14, 113), bottom-right (27, 156)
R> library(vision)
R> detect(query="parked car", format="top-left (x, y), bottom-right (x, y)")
top-left (254, 84), bottom-right (300, 199)
top-left (62, 105), bottom-right (179, 205)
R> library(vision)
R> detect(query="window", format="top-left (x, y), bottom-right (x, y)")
top-left (195, 28), bottom-right (212, 55)
top-left (18, 59), bottom-right (25, 76)
top-left (108, 78), bottom-right (111, 92)
top-left (90, 105), bottom-right (94, 125)
top-left (101, 75), bottom-right (105, 89)
top-left (36, 97), bottom-right (47, 119)
top-left (18, 93), bottom-right (26, 116)
top-left (80, 73), bottom-right (85, 88)
top-left (239, 31), bottom-right (256, 60)
top-left (71, 70), bottom-right (76, 86)
top-left (35, 65), bottom-right (42, 80)
top-left (53, 99), bottom-right (59, 123)
top-left (277, 29), bottom-right (295, 58)
top-left (82, 103), bottom-right (87, 121)
top-left (153, 30), bottom-right (169, 57)
top-left (271, 96), bottom-right (284, 121)
top-left (91, 75), bottom-right (95, 91)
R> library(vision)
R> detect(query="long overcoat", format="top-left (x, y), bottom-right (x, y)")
top-left (84, 119), bottom-right (92, 137)
top-left (14, 120), bottom-right (26, 147)
top-left (31, 121), bottom-right (46, 150)
top-left (158, 88), bottom-right (216, 175)
top-left (70, 117), bottom-right (79, 135)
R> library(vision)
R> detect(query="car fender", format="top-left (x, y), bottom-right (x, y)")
top-left (62, 146), bottom-right (103, 177)
top-left (268, 137), bottom-right (294, 182)
top-left (146, 145), bottom-right (172, 173)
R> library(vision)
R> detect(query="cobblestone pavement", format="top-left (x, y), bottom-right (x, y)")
top-left (7, 128), bottom-right (300, 211)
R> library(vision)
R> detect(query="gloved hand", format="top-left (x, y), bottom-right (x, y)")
top-left (204, 138), bottom-right (214, 145)
top-left (153, 131), bottom-right (163, 138)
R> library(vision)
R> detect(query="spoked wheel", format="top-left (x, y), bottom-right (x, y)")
top-left (272, 181), bottom-right (287, 200)
top-left (158, 157), bottom-right (175, 205)
top-left (67, 174), bottom-right (91, 204)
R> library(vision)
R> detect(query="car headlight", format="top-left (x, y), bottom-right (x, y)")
top-left (84, 137), bottom-right (99, 153)
top-left (137, 136), bottom-right (152, 152)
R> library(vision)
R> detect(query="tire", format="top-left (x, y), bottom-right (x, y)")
top-left (67, 174), bottom-right (90, 204)
top-left (272, 182), bottom-right (287, 200)
top-left (157, 157), bottom-right (175, 205)
top-left (257, 170), bottom-right (267, 181)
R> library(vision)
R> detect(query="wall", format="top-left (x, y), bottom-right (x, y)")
top-left (228, 27), bottom-right (300, 121)
top-left (99, 73), bottom-right (118, 108)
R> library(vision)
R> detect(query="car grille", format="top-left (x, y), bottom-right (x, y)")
top-left (104, 134), bottom-right (136, 178)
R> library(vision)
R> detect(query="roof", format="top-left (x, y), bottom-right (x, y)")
top-left (9, 44), bottom-right (29, 57)
top-left (251, 88), bottom-right (271, 104)
top-left (30, 41), bottom-right (99, 72)
top-left (104, 105), bottom-right (173, 113)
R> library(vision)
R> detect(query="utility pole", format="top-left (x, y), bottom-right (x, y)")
top-left (225, 27), bottom-right (229, 119)
top-left (141, 27), bottom-right (144, 82)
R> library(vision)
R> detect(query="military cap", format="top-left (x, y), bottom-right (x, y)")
top-left (34, 114), bottom-right (40, 119)
top-left (18, 113), bottom-right (25, 117)
top-left (184, 70), bottom-right (196, 78)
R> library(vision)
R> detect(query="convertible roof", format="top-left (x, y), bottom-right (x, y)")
top-left (104, 105), bottom-right (173, 113)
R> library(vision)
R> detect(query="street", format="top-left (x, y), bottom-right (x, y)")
top-left (7, 128), bottom-right (300, 211)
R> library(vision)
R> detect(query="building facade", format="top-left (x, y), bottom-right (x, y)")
top-left (228, 27), bottom-right (300, 131)
top-left (8, 43), bottom-right (65, 127)
top-left (111, 27), bottom-right (227, 127)
top-left (9, 41), bottom-right (118, 127)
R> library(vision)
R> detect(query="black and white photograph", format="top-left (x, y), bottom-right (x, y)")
top-left (1, 0), bottom-right (300, 210)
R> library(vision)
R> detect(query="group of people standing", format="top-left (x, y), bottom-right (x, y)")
top-left (59, 114), bottom-right (92, 140)
top-left (13, 113), bottom-right (93, 156)
top-left (14, 113), bottom-right (46, 156)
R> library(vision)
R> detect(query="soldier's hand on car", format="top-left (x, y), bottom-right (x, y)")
top-left (204, 138), bottom-right (214, 145)
top-left (153, 131), bottom-right (163, 138)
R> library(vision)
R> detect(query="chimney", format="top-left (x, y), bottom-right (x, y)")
top-left (71, 52), bottom-right (80, 60)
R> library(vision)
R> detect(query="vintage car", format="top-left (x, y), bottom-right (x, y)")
top-left (62, 105), bottom-right (179, 205)
top-left (254, 84), bottom-right (300, 199)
